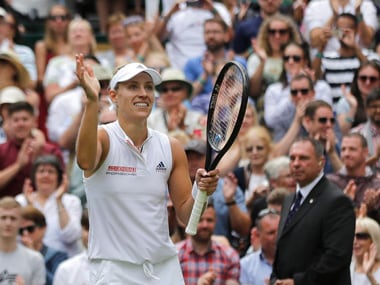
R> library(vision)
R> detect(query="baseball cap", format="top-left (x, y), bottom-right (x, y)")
top-left (0, 7), bottom-right (7, 18)
top-left (110, 62), bottom-right (162, 90)
top-left (0, 86), bottom-right (26, 105)
top-left (184, 139), bottom-right (207, 155)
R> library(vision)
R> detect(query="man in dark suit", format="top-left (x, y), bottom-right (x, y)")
top-left (270, 137), bottom-right (355, 285)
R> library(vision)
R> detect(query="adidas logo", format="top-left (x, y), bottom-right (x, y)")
top-left (156, 161), bottom-right (167, 172)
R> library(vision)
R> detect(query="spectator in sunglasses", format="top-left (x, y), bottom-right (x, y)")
top-left (312, 13), bottom-right (379, 109)
top-left (327, 133), bottom-right (380, 224)
top-left (275, 100), bottom-right (343, 174)
top-left (20, 205), bottom-right (68, 285)
top-left (350, 217), bottom-right (380, 285)
top-left (148, 67), bottom-right (205, 142)
top-left (264, 42), bottom-right (332, 142)
top-left (336, 60), bottom-right (380, 134)
top-left (0, 197), bottom-right (45, 285)
top-left (247, 14), bottom-right (302, 101)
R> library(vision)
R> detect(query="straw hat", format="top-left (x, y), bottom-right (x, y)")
top-left (0, 51), bottom-right (30, 90)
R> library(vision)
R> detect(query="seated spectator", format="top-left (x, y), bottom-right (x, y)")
top-left (177, 202), bottom-right (240, 285)
top-left (240, 208), bottom-right (280, 285)
top-left (184, 17), bottom-right (246, 115)
top-left (232, 126), bottom-right (273, 206)
top-left (247, 14), bottom-right (302, 100)
top-left (148, 68), bottom-right (205, 141)
top-left (96, 12), bottom-right (133, 70)
top-left (16, 155), bottom-right (82, 257)
top-left (267, 73), bottom-right (333, 142)
top-left (302, 0), bottom-right (377, 54)
top-left (327, 133), bottom-right (380, 223)
top-left (312, 13), bottom-right (379, 106)
top-left (275, 100), bottom-right (343, 174)
top-left (264, 42), bottom-right (332, 141)
top-left (3, 11), bottom-right (37, 89)
top-left (0, 51), bottom-right (39, 112)
top-left (0, 102), bottom-right (64, 197)
top-left (124, 15), bottom-right (168, 66)
top-left (232, 0), bottom-right (282, 57)
top-left (336, 60), bottom-right (380, 134)
top-left (53, 209), bottom-right (90, 285)
top-left (155, 0), bottom-right (231, 70)
top-left (20, 205), bottom-right (68, 285)
top-left (0, 86), bottom-right (26, 143)
top-left (34, 4), bottom-right (71, 135)
top-left (0, 196), bottom-right (45, 285)
top-left (351, 217), bottom-right (380, 284)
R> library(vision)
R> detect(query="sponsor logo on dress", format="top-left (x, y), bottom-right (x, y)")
top-left (156, 161), bottom-right (167, 173)
top-left (106, 165), bottom-right (137, 176)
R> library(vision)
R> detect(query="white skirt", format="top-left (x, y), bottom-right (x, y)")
top-left (89, 255), bottom-right (184, 285)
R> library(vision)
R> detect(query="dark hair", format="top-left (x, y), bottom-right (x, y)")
top-left (290, 73), bottom-right (314, 91)
top-left (350, 60), bottom-right (380, 126)
top-left (337, 13), bottom-right (358, 29)
top-left (204, 17), bottom-right (228, 32)
top-left (8, 101), bottom-right (34, 116)
top-left (343, 132), bottom-right (368, 148)
top-left (304, 100), bottom-right (332, 119)
top-left (293, 137), bottom-right (325, 158)
top-left (30, 155), bottom-right (64, 188)
top-left (20, 206), bottom-right (47, 227)
top-left (279, 41), bottom-right (311, 88)
top-left (81, 208), bottom-right (89, 230)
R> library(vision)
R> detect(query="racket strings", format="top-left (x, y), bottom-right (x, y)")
top-left (209, 66), bottom-right (244, 151)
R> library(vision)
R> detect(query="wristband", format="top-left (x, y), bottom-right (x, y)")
top-left (345, 116), bottom-right (354, 123)
top-left (137, 54), bottom-right (145, 62)
top-left (198, 77), bottom-right (206, 85)
top-left (225, 199), bottom-right (236, 206)
top-left (356, 13), bottom-right (363, 22)
top-left (316, 52), bottom-right (323, 59)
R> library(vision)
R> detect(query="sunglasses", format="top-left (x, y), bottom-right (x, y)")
top-left (19, 225), bottom-right (37, 235)
top-left (268, 28), bottom-right (289, 36)
top-left (283, 55), bottom-right (302, 63)
top-left (358, 75), bottom-right (379, 84)
top-left (257, 208), bottom-right (280, 219)
top-left (290, 88), bottom-right (309, 96)
top-left (355, 232), bottom-right (371, 240)
top-left (48, 15), bottom-right (70, 21)
top-left (246, 145), bottom-right (265, 152)
top-left (161, 86), bottom-right (183, 93)
top-left (317, 117), bottom-right (335, 124)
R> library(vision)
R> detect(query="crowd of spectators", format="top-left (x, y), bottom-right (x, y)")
top-left (0, 0), bottom-right (379, 284)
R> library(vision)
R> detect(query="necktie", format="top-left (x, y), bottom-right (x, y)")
top-left (285, 191), bottom-right (303, 227)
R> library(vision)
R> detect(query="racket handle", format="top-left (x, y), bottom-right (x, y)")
top-left (185, 189), bottom-right (208, 235)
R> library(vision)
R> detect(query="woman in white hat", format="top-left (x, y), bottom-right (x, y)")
top-left (75, 54), bottom-right (219, 284)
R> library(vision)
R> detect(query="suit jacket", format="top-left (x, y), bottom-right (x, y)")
top-left (270, 176), bottom-right (355, 285)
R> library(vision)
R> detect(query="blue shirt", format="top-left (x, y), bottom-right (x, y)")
top-left (233, 15), bottom-right (263, 54)
top-left (212, 179), bottom-right (247, 242)
top-left (240, 249), bottom-right (273, 285)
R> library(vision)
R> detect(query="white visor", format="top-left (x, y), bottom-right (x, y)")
top-left (110, 63), bottom-right (162, 90)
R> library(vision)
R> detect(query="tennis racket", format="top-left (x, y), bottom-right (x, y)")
top-left (185, 61), bottom-right (249, 235)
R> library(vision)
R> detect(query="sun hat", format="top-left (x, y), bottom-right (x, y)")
top-left (0, 86), bottom-right (26, 105)
top-left (109, 62), bottom-right (161, 90)
top-left (0, 51), bottom-right (30, 90)
top-left (184, 139), bottom-right (207, 155)
top-left (92, 64), bottom-right (112, 81)
top-left (156, 68), bottom-right (193, 97)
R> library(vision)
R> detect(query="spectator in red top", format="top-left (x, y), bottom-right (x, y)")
top-left (0, 101), bottom-right (63, 197)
